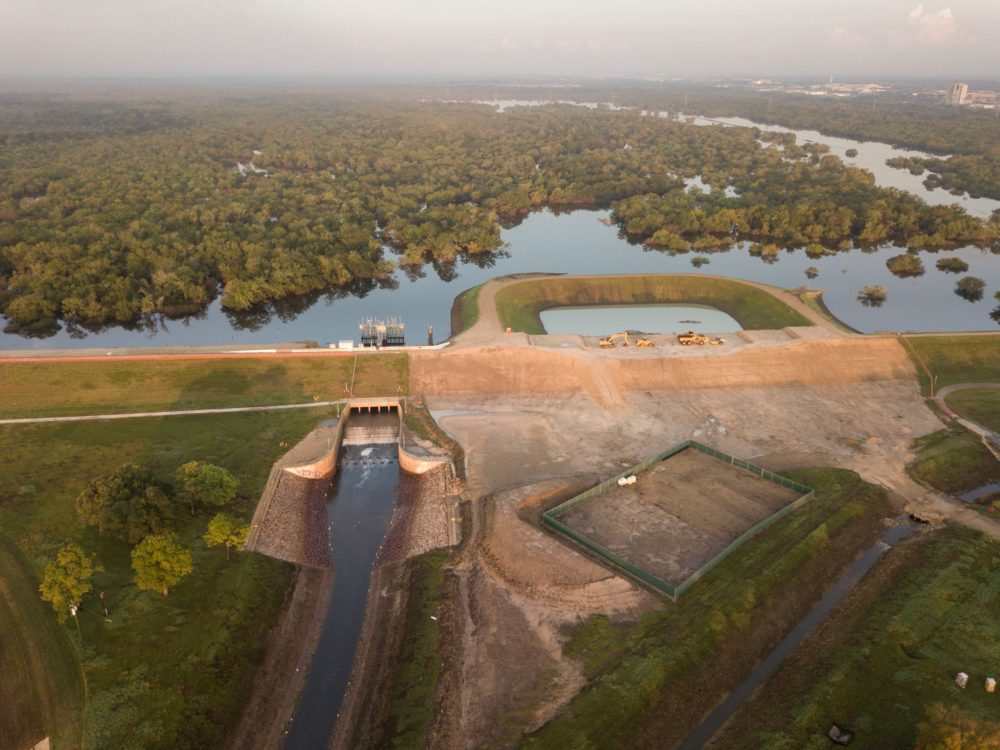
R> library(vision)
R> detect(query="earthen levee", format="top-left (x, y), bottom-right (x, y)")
top-left (410, 338), bottom-right (917, 402)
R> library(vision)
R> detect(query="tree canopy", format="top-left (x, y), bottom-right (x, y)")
top-left (38, 543), bottom-right (101, 622)
top-left (203, 513), bottom-right (250, 560)
top-left (76, 464), bottom-right (174, 544)
top-left (176, 461), bottom-right (239, 515)
top-left (131, 533), bottom-right (193, 597)
top-left (1, 91), bottom-right (997, 337)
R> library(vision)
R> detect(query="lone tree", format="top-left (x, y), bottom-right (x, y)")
top-left (936, 257), bottom-right (970, 274)
top-left (131, 533), bottom-right (192, 597)
top-left (857, 284), bottom-right (887, 307)
top-left (39, 544), bottom-right (101, 625)
top-left (176, 461), bottom-right (239, 515)
top-left (203, 513), bottom-right (250, 560)
top-left (886, 253), bottom-right (925, 278)
top-left (76, 464), bottom-right (173, 544)
top-left (955, 276), bottom-right (986, 302)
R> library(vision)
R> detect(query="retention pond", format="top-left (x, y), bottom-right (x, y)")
top-left (539, 304), bottom-right (742, 337)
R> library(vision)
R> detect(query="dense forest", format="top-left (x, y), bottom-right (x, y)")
top-left (1, 88), bottom-right (998, 336)
top-left (442, 82), bottom-right (1000, 201)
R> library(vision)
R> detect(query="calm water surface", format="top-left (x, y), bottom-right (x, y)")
top-left (540, 304), bottom-right (742, 336)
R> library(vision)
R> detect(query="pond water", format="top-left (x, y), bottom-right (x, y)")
top-left (3, 209), bottom-right (1000, 350)
top-left (4, 106), bottom-right (1000, 349)
top-left (540, 304), bottom-right (742, 337)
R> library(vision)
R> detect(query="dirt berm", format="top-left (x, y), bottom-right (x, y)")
top-left (411, 338), bottom-right (915, 405)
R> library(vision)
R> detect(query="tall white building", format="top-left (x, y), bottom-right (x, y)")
top-left (949, 83), bottom-right (969, 105)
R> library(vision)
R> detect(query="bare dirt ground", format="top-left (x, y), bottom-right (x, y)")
top-left (559, 449), bottom-right (801, 586)
top-left (412, 368), bottom-right (945, 748)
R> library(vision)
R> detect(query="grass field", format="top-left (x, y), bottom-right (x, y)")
top-left (493, 275), bottom-right (813, 335)
top-left (945, 388), bottom-right (1000, 432)
top-left (0, 409), bottom-right (322, 749)
top-left (450, 282), bottom-right (484, 337)
top-left (903, 335), bottom-right (1000, 394)
top-left (0, 353), bottom-right (409, 419)
top-left (908, 427), bottom-right (1000, 495)
top-left (382, 549), bottom-right (449, 748)
top-left (719, 526), bottom-right (1000, 749)
top-left (523, 468), bottom-right (892, 749)
top-left (0, 536), bottom-right (84, 750)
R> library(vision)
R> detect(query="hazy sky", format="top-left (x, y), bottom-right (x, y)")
top-left (1, 0), bottom-right (997, 80)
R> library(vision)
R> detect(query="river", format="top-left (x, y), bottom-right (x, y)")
top-left (3, 107), bottom-right (1000, 349)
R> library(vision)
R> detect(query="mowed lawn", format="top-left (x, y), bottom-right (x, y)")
top-left (946, 387), bottom-right (1000, 433)
top-left (0, 409), bottom-right (322, 749)
top-left (0, 353), bottom-right (409, 418)
top-left (722, 526), bottom-right (1000, 749)
top-left (905, 335), bottom-right (1000, 392)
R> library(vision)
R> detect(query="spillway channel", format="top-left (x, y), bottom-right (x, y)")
top-left (283, 413), bottom-right (400, 750)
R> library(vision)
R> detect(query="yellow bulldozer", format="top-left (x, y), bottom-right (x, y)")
top-left (635, 337), bottom-right (654, 348)
top-left (678, 331), bottom-right (725, 346)
top-left (599, 332), bottom-right (629, 348)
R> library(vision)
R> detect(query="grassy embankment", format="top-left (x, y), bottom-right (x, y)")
top-left (450, 282), bottom-right (485, 337)
top-left (908, 428), bottom-right (1000, 496)
top-left (903, 335), bottom-right (1000, 395)
top-left (714, 525), bottom-right (1000, 749)
top-left (0, 356), bottom-right (410, 748)
top-left (523, 468), bottom-right (892, 749)
top-left (0, 536), bottom-right (85, 750)
top-left (0, 353), bottom-right (409, 418)
top-left (380, 549), bottom-right (450, 747)
top-left (946, 388), bottom-right (1000, 433)
top-left (901, 336), bottom-right (1000, 495)
top-left (493, 275), bottom-right (813, 335)
top-left (797, 290), bottom-right (861, 334)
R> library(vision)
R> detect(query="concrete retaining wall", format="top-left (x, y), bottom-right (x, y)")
top-left (284, 410), bottom-right (350, 480)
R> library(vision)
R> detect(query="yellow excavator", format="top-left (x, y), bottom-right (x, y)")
top-left (599, 332), bottom-right (629, 348)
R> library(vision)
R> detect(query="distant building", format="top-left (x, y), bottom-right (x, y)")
top-left (949, 83), bottom-right (969, 105)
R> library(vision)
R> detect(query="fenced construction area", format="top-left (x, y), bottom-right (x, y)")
top-left (543, 441), bottom-right (814, 598)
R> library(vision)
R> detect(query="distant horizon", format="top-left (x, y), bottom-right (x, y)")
top-left (2, 0), bottom-right (997, 80)
top-left (0, 74), bottom-right (998, 88)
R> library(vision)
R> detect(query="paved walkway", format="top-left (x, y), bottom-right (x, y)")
top-left (0, 401), bottom-right (340, 426)
top-left (932, 383), bottom-right (1000, 459)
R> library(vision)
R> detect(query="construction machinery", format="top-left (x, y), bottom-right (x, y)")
top-left (599, 332), bottom-right (629, 348)
top-left (635, 337), bottom-right (654, 348)
top-left (678, 331), bottom-right (726, 346)
top-left (678, 330), bottom-right (709, 345)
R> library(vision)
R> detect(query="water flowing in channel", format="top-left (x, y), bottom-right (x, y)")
top-left (282, 422), bottom-right (400, 750)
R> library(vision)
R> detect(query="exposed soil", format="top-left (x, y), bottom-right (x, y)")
top-left (559, 449), bottom-right (801, 586)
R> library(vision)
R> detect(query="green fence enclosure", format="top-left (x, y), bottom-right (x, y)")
top-left (542, 440), bottom-right (814, 599)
